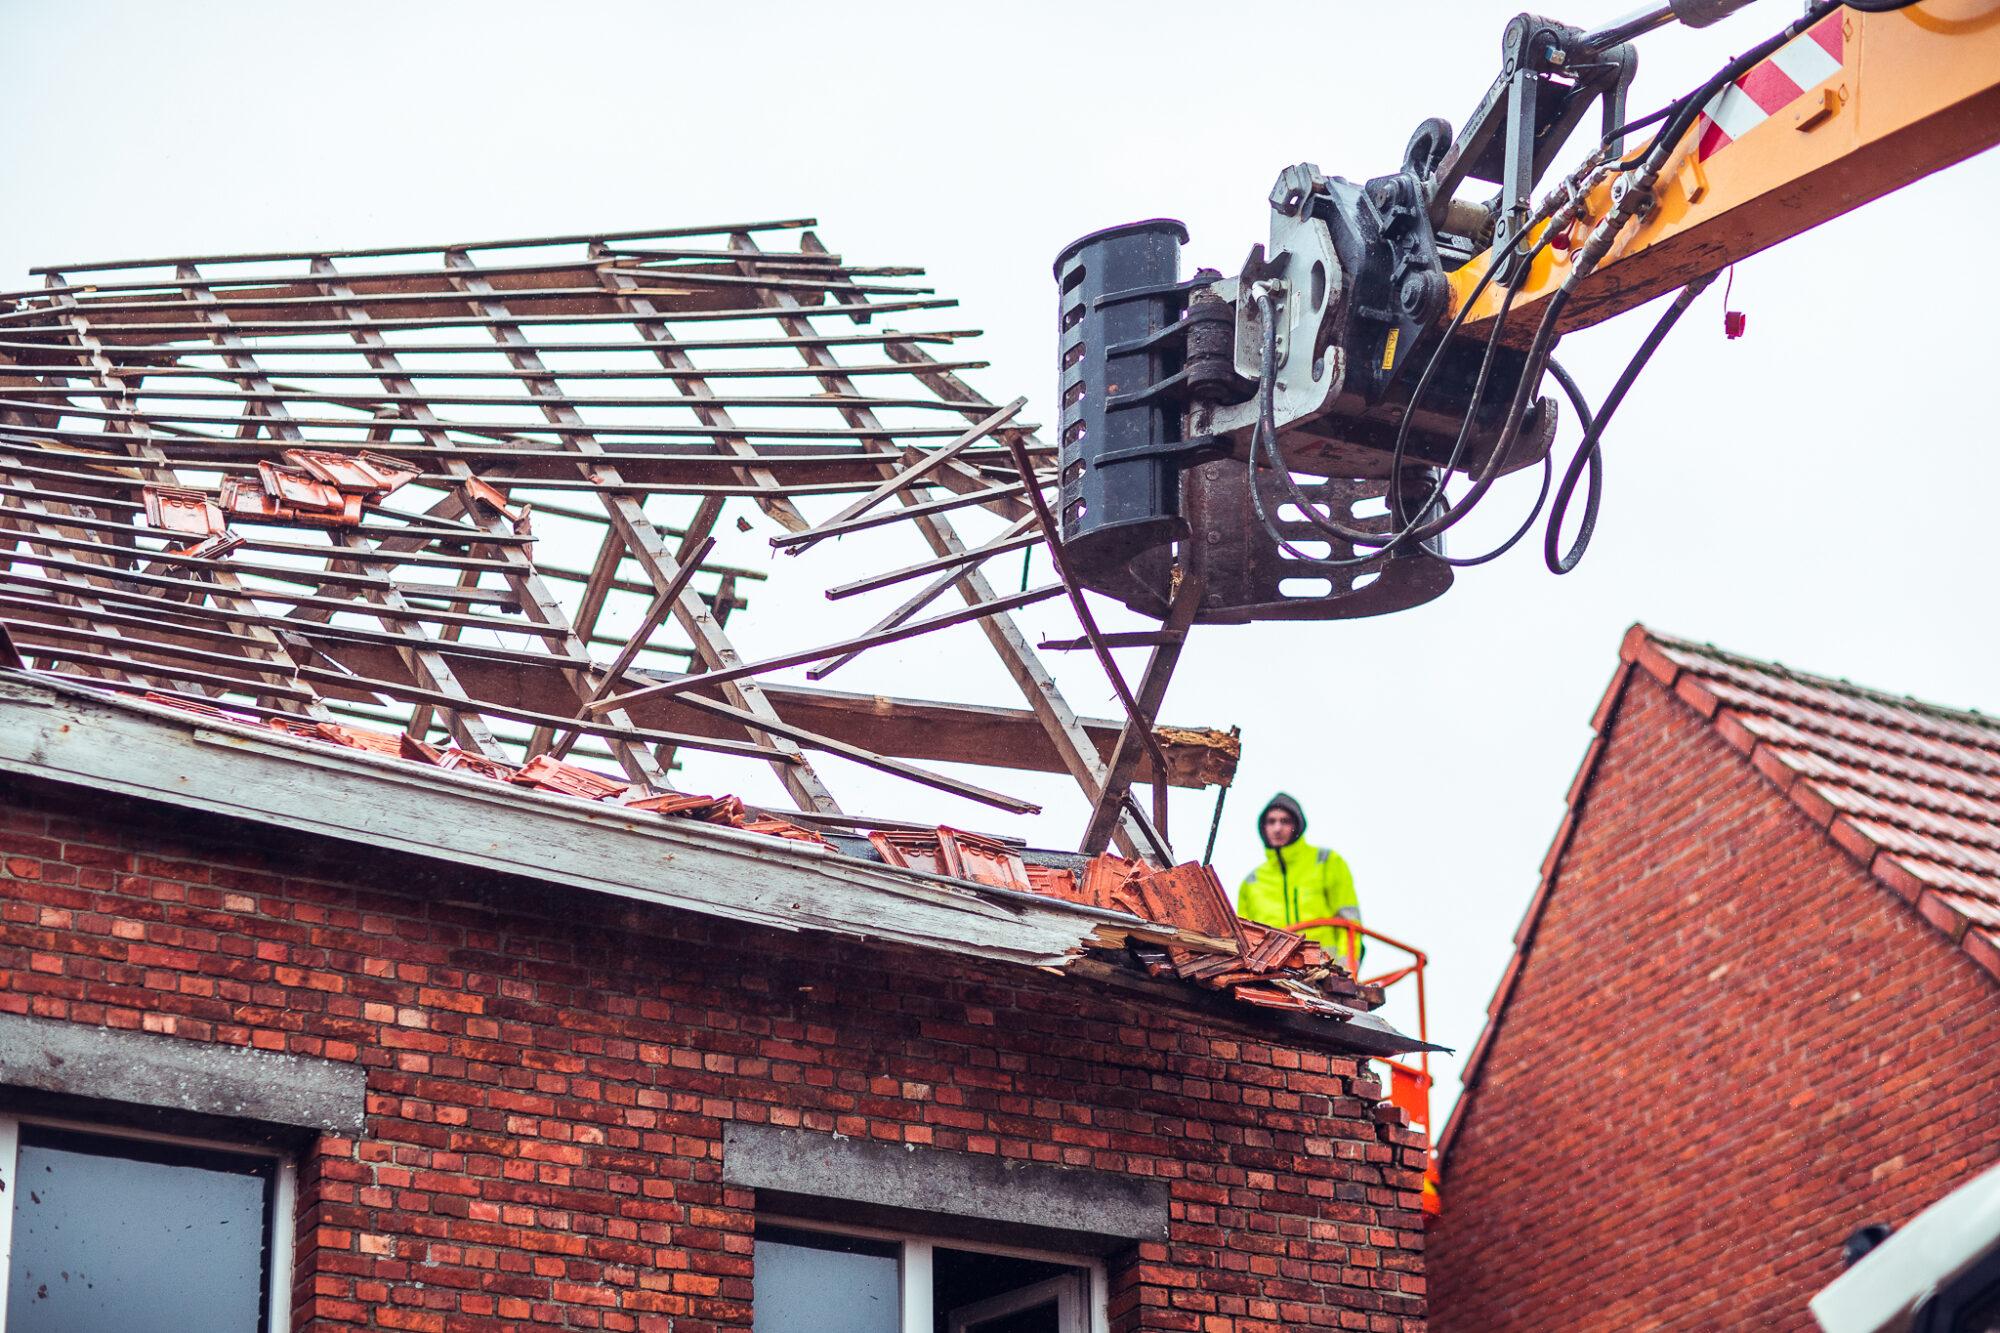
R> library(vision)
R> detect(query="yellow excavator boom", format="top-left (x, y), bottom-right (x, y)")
top-left (1453, 2), bottom-right (2000, 336)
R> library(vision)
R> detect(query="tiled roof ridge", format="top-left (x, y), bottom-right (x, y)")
top-left (1645, 628), bottom-right (2000, 744)
top-left (1438, 623), bottom-right (1999, 1168)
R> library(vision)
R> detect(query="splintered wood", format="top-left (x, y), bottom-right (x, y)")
top-left (0, 220), bottom-right (1238, 849)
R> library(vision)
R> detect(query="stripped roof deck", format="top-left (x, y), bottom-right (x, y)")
top-left (0, 220), bottom-right (1231, 857)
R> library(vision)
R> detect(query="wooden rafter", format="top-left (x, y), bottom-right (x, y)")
top-left (0, 222), bottom-right (1239, 833)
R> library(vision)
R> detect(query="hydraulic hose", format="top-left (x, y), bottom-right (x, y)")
top-left (1543, 276), bottom-right (1714, 573)
top-left (1248, 0), bottom-right (1854, 578)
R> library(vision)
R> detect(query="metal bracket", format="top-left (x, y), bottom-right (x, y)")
top-left (1429, 13), bottom-right (1637, 273)
top-left (1196, 182), bottom-right (1347, 442)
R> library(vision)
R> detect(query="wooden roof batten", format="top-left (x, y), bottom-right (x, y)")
top-left (0, 221), bottom-right (1238, 851)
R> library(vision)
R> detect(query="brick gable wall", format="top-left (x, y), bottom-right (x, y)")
top-left (1427, 671), bottom-right (2000, 1332)
top-left (0, 779), bottom-right (1426, 1332)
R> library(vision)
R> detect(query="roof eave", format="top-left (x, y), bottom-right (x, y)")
top-left (0, 671), bottom-right (1425, 1058)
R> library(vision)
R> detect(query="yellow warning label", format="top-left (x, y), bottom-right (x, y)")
top-left (1381, 328), bottom-right (1400, 371)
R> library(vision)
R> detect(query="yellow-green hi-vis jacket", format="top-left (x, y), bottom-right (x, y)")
top-left (1238, 838), bottom-right (1363, 967)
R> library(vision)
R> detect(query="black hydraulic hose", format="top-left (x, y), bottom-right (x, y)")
top-left (1394, 255), bottom-right (1574, 549)
top-left (1243, 208), bottom-right (1539, 559)
top-left (1245, 294), bottom-right (1433, 568)
top-left (1247, 225), bottom-right (1557, 564)
top-left (1601, 102), bottom-right (1676, 147)
top-left (1251, 0), bottom-right (1849, 576)
top-left (1542, 358), bottom-right (1603, 575)
top-left (1243, 283), bottom-right (1491, 553)
top-left (1542, 276), bottom-right (1714, 573)
top-left (1410, 3), bottom-right (1839, 553)
top-left (1243, 293), bottom-right (1328, 564)
top-left (1381, 227), bottom-right (1561, 545)
top-left (1437, 441), bottom-right (1554, 567)
top-left (1245, 295), bottom-right (1384, 566)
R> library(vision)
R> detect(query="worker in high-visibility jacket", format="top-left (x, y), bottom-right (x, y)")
top-left (1237, 792), bottom-right (1363, 971)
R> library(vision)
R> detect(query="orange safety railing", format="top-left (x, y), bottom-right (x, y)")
top-left (1286, 916), bottom-right (1441, 1215)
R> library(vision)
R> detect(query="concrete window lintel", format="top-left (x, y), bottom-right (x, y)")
top-left (723, 1123), bottom-right (1169, 1254)
top-left (0, 1013), bottom-right (366, 1135)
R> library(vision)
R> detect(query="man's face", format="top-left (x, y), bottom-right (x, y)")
top-left (1262, 809), bottom-right (1299, 847)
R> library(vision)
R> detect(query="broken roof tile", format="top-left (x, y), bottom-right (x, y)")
top-left (1025, 864), bottom-right (1082, 904)
top-left (1132, 862), bottom-right (1248, 951)
top-left (625, 791), bottom-right (830, 846)
top-left (283, 448), bottom-right (417, 498)
top-left (1079, 854), bottom-right (1152, 918)
top-left (866, 830), bottom-right (947, 877)
top-left (937, 827), bottom-right (1031, 892)
top-left (256, 460), bottom-right (345, 512)
top-left (436, 747), bottom-right (519, 781)
top-left (626, 792), bottom-right (729, 818)
top-left (508, 753), bottom-right (631, 802)
top-left (143, 692), bottom-right (256, 725)
top-left (737, 817), bottom-right (833, 847)
top-left (1241, 921), bottom-right (1308, 974)
top-left (142, 485), bottom-right (227, 539)
top-left (217, 474), bottom-right (290, 522)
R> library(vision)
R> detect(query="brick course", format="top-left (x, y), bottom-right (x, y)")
top-left (0, 778), bottom-right (1426, 1332)
top-left (1427, 670), bottom-right (2000, 1332)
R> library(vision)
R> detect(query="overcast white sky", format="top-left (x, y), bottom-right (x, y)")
top-left (5, 1), bottom-right (1996, 1123)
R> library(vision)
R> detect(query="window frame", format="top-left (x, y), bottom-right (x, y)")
top-left (758, 1214), bottom-right (1110, 1333)
top-left (944, 1273), bottom-right (1089, 1333)
top-left (0, 1110), bottom-right (298, 1333)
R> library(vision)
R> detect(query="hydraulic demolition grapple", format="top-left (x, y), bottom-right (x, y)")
top-left (1051, 0), bottom-right (2000, 623)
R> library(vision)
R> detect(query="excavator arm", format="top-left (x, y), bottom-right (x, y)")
top-left (1048, 0), bottom-right (2000, 625)
top-left (1459, 1), bottom-right (2000, 335)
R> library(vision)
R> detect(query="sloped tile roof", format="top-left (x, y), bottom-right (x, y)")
top-left (1631, 627), bottom-right (2000, 963)
top-left (1440, 624), bottom-right (2000, 1160)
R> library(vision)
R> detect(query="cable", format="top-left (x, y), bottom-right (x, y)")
top-left (1244, 293), bottom-right (1373, 565)
top-left (1541, 277), bottom-right (1714, 574)
top-left (1438, 443), bottom-right (1553, 567)
top-left (1598, 99), bottom-right (1682, 161)
top-left (1246, 0), bottom-right (1843, 583)
top-left (1417, 2), bottom-right (1839, 554)
top-left (1641, 3), bottom-right (1841, 180)
top-left (1244, 291), bottom-right (1435, 568)
top-left (1245, 210), bottom-right (1567, 567)
top-left (1542, 358), bottom-right (1603, 575)
top-left (1543, 362), bottom-right (1602, 572)
top-left (1242, 217), bottom-right (1549, 566)
top-left (1382, 225), bottom-right (1559, 542)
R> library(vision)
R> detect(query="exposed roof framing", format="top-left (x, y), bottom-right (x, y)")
top-left (0, 220), bottom-right (1233, 849)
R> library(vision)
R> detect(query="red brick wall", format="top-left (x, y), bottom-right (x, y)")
top-left (1427, 672), bottom-right (2000, 1332)
top-left (0, 779), bottom-right (1426, 1333)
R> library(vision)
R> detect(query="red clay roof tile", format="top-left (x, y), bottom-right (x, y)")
top-left (1965, 928), bottom-right (2000, 983)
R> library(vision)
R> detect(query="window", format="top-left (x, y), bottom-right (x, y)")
top-left (753, 1221), bottom-right (1105, 1333)
top-left (0, 1114), bottom-right (296, 1333)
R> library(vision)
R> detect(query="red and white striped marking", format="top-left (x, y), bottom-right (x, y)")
top-left (1694, 14), bottom-right (1846, 160)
